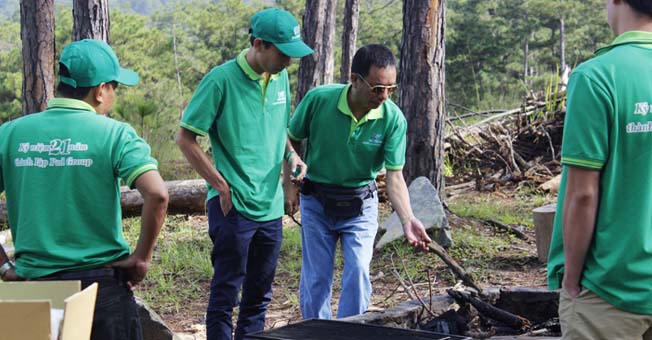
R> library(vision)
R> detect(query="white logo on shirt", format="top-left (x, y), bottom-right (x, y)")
top-left (14, 139), bottom-right (93, 168)
top-left (362, 133), bottom-right (383, 146)
top-left (273, 91), bottom-right (287, 105)
top-left (634, 102), bottom-right (650, 115)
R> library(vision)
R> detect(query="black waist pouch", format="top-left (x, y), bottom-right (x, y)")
top-left (302, 179), bottom-right (376, 218)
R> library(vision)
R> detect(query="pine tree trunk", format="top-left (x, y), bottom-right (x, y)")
top-left (340, 0), bottom-right (360, 83)
top-left (20, 0), bottom-right (55, 115)
top-left (559, 0), bottom-right (566, 70)
top-left (398, 0), bottom-right (446, 198)
top-left (296, 0), bottom-right (337, 105)
top-left (320, 0), bottom-right (337, 83)
top-left (72, 0), bottom-right (110, 42)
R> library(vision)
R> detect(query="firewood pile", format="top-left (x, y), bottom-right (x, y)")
top-left (421, 288), bottom-right (561, 338)
top-left (446, 92), bottom-right (566, 196)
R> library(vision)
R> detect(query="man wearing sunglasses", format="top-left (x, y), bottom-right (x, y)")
top-left (288, 44), bottom-right (431, 320)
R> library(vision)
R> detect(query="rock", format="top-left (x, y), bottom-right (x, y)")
top-left (537, 175), bottom-right (561, 193)
top-left (375, 177), bottom-right (451, 249)
top-left (136, 297), bottom-right (182, 340)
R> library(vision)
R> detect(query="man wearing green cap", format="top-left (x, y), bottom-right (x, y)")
top-left (176, 7), bottom-right (313, 340)
top-left (547, 1), bottom-right (652, 339)
top-left (0, 39), bottom-right (169, 340)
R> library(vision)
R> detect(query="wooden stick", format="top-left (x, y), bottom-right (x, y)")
top-left (484, 219), bottom-right (531, 242)
top-left (428, 241), bottom-right (483, 294)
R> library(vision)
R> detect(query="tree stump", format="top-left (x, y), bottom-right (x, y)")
top-left (533, 203), bottom-right (557, 263)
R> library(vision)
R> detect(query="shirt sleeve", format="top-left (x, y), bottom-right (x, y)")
top-left (383, 113), bottom-right (407, 170)
top-left (114, 124), bottom-right (158, 188)
top-left (560, 70), bottom-right (611, 170)
top-left (288, 90), bottom-right (314, 141)
top-left (181, 69), bottom-right (223, 136)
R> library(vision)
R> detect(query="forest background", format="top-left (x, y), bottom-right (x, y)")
top-left (0, 0), bottom-right (611, 180)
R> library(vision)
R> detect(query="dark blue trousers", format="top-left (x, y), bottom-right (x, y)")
top-left (206, 197), bottom-right (283, 340)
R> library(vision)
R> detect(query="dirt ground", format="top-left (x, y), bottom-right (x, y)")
top-left (164, 194), bottom-right (549, 338)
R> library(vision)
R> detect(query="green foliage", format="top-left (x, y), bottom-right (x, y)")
top-left (448, 191), bottom-right (553, 228)
top-left (0, 0), bottom-right (616, 179)
top-left (446, 0), bottom-right (612, 112)
top-left (0, 18), bottom-right (21, 121)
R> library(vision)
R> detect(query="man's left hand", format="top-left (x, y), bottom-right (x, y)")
top-left (402, 218), bottom-right (431, 251)
top-left (284, 182), bottom-right (300, 216)
top-left (111, 255), bottom-right (150, 290)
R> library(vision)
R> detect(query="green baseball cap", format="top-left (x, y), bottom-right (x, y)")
top-left (59, 39), bottom-right (139, 88)
top-left (251, 8), bottom-right (314, 58)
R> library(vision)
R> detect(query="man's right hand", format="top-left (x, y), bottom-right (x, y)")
top-left (562, 274), bottom-right (582, 298)
top-left (111, 255), bottom-right (150, 290)
top-left (2, 267), bottom-right (24, 281)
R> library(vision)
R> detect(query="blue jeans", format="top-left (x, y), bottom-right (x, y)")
top-left (206, 197), bottom-right (283, 340)
top-left (299, 192), bottom-right (379, 320)
top-left (36, 268), bottom-right (143, 340)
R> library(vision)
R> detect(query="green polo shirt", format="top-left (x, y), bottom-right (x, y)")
top-left (181, 49), bottom-right (291, 221)
top-left (547, 31), bottom-right (652, 314)
top-left (0, 98), bottom-right (158, 279)
top-left (288, 84), bottom-right (406, 187)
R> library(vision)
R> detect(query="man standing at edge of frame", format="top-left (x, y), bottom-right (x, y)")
top-left (547, 0), bottom-right (652, 339)
top-left (0, 39), bottom-right (169, 340)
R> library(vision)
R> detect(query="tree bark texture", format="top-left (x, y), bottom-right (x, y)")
top-left (559, 0), bottom-right (566, 70)
top-left (340, 0), bottom-right (360, 83)
top-left (296, 0), bottom-right (337, 105)
top-left (398, 0), bottom-right (446, 197)
top-left (73, 0), bottom-right (110, 42)
top-left (20, 0), bottom-right (55, 115)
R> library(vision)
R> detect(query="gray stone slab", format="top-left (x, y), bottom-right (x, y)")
top-left (136, 297), bottom-right (182, 340)
top-left (376, 177), bottom-right (451, 249)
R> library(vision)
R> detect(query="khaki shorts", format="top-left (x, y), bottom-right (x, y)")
top-left (559, 288), bottom-right (652, 340)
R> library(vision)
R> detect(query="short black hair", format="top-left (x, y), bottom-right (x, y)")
top-left (625, 0), bottom-right (652, 16)
top-left (56, 64), bottom-right (93, 99)
top-left (351, 44), bottom-right (396, 77)
top-left (248, 29), bottom-right (273, 48)
top-left (56, 64), bottom-right (118, 99)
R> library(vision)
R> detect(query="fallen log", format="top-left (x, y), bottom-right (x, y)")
top-left (0, 173), bottom-right (393, 225)
top-left (0, 179), bottom-right (208, 225)
top-left (121, 179), bottom-right (207, 217)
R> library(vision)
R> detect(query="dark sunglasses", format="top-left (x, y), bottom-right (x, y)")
top-left (353, 73), bottom-right (398, 95)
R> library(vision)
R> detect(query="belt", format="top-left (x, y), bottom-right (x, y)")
top-left (301, 178), bottom-right (377, 199)
top-left (37, 267), bottom-right (117, 281)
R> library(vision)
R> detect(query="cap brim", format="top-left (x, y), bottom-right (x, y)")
top-left (275, 41), bottom-right (314, 58)
top-left (115, 67), bottom-right (140, 86)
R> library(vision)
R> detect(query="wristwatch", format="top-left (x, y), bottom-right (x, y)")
top-left (0, 261), bottom-right (15, 279)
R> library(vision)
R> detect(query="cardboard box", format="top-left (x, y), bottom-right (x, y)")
top-left (0, 281), bottom-right (98, 340)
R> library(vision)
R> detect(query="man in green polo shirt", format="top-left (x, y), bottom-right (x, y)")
top-left (547, 0), bottom-right (652, 338)
top-left (176, 8), bottom-right (313, 340)
top-left (288, 44), bottom-right (431, 320)
top-left (0, 39), bottom-right (169, 340)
